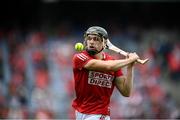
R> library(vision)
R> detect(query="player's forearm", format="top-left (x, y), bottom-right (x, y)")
top-left (84, 57), bottom-right (136, 71)
top-left (124, 64), bottom-right (134, 96)
top-left (109, 57), bottom-right (136, 71)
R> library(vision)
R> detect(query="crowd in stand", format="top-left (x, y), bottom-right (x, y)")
top-left (0, 25), bottom-right (180, 119)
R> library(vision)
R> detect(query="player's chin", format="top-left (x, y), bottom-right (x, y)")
top-left (86, 48), bottom-right (98, 55)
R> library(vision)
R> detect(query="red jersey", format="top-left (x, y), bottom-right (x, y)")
top-left (72, 50), bottom-right (123, 115)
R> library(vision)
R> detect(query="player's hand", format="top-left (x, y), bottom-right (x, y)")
top-left (128, 52), bottom-right (139, 61)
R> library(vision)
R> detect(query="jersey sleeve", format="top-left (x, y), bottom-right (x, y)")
top-left (72, 53), bottom-right (92, 69)
top-left (115, 69), bottom-right (123, 77)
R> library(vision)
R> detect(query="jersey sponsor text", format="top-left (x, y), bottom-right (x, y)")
top-left (88, 71), bottom-right (114, 88)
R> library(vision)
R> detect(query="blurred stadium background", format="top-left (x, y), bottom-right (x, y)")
top-left (0, 0), bottom-right (180, 119)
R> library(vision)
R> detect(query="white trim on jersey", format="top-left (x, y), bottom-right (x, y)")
top-left (81, 53), bottom-right (89, 59)
top-left (77, 53), bottom-right (88, 61)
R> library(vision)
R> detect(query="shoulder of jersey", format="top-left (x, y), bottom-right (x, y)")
top-left (75, 51), bottom-right (90, 61)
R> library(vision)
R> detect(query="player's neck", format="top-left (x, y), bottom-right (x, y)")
top-left (94, 52), bottom-right (104, 60)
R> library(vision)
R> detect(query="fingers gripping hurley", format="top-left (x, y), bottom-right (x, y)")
top-left (106, 39), bottom-right (149, 65)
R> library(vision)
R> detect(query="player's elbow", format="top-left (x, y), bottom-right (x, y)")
top-left (122, 93), bottom-right (131, 97)
top-left (121, 91), bottom-right (131, 97)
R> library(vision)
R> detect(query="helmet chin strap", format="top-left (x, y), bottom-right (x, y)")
top-left (86, 47), bottom-right (104, 56)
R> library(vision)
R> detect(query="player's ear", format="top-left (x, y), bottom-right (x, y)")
top-left (103, 38), bottom-right (107, 49)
